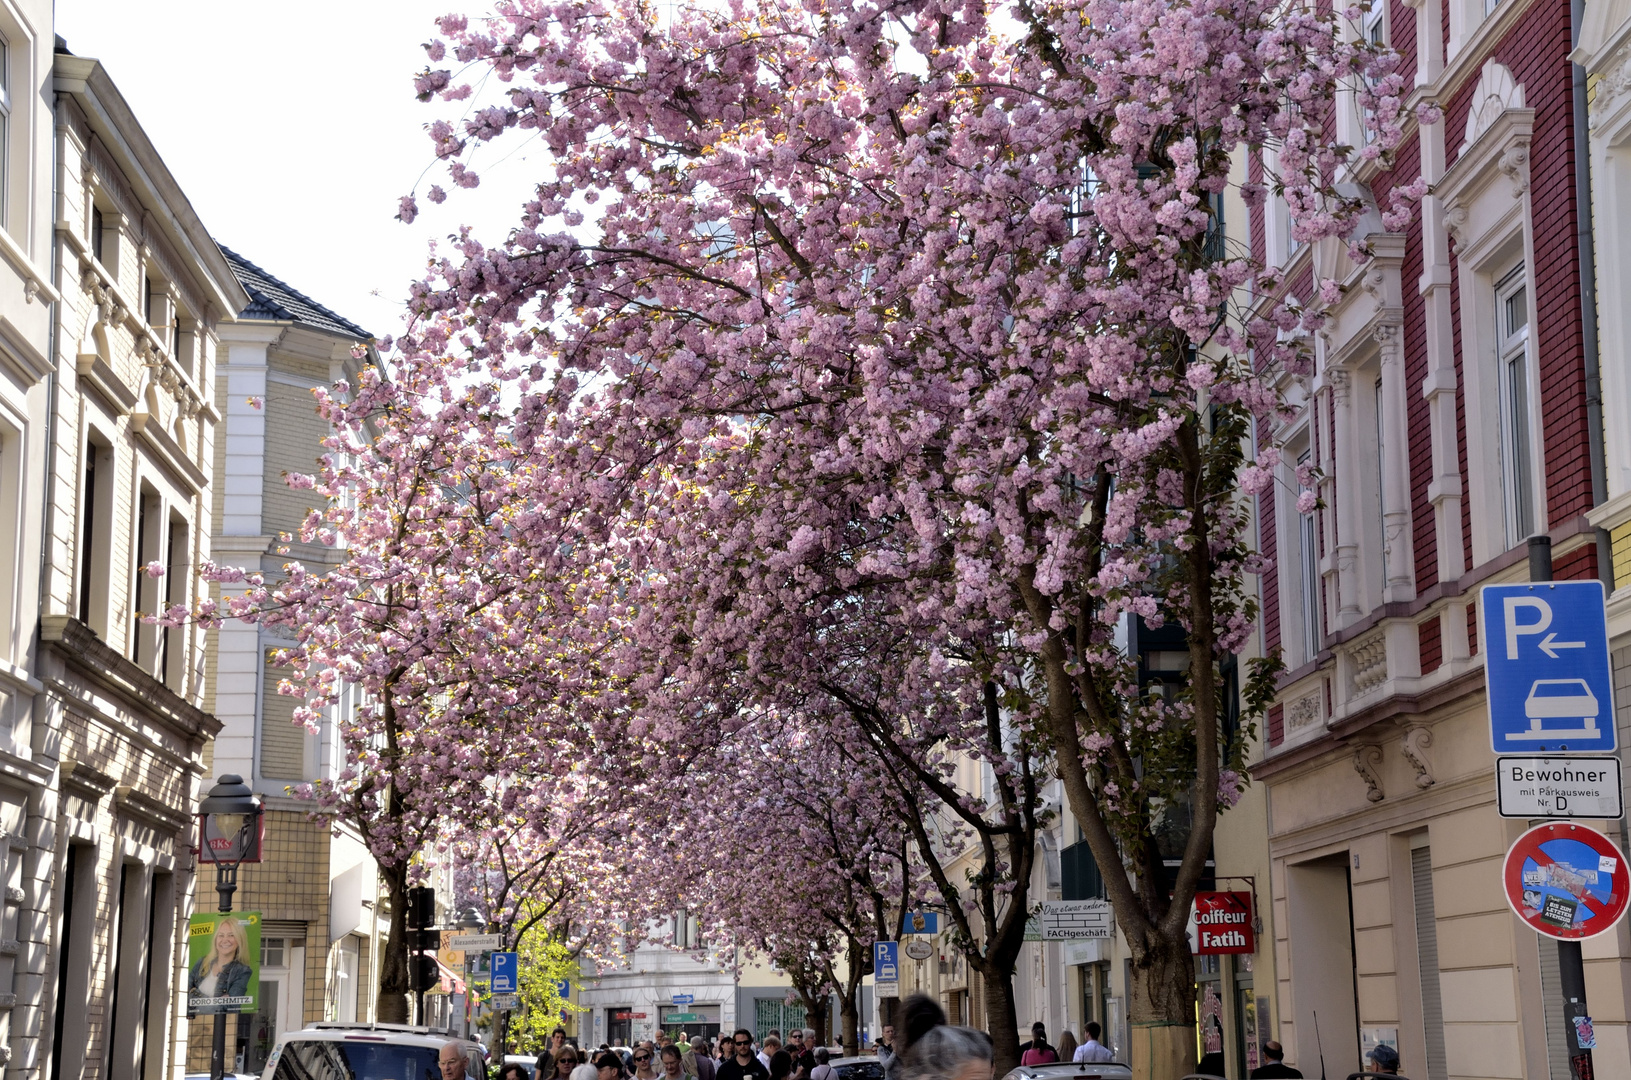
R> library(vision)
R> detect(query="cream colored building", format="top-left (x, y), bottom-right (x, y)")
top-left (23, 39), bottom-right (245, 1080)
top-left (188, 248), bottom-right (384, 1072)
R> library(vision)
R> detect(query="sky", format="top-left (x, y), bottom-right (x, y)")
top-left (57, 0), bottom-right (539, 341)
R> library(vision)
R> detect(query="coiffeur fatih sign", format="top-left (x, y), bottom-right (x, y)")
top-left (1192, 891), bottom-right (1255, 954)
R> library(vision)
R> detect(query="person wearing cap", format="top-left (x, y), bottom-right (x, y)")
top-left (1365, 1044), bottom-right (1400, 1075)
top-left (1249, 1041), bottom-right (1302, 1079)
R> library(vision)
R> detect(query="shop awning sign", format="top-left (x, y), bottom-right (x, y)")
top-left (1190, 891), bottom-right (1255, 954)
top-left (1503, 822), bottom-right (1631, 940)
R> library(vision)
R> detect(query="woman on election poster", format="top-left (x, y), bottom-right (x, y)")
top-left (188, 915), bottom-right (254, 1014)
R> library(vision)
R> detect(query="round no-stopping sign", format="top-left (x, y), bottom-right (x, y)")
top-left (1503, 822), bottom-right (1631, 940)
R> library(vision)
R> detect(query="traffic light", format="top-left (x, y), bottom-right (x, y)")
top-left (409, 952), bottom-right (440, 992)
top-left (407, 885), bottom-right (435, 930)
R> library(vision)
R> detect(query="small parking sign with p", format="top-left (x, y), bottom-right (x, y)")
top-left (1482, 581), bottom-right (1616, 754)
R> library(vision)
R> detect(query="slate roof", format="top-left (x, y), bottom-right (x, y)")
top-left (219, 244), bottom-right (372, 341)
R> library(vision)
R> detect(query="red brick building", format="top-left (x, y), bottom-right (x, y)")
top-left (1234, 0), bottom-right (1627, 1073)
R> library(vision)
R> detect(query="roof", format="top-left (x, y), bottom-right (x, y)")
top-left (218, 244), bottom-right (371, 340)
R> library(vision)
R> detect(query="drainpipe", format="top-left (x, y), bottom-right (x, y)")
top-left (1573, 0), bottom-right (1614, 590)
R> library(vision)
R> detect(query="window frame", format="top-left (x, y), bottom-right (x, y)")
top-left (1494, 263), bottom-right (1536, 548)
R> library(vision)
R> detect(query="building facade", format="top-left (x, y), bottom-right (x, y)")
top-left (20, 39), bottom-right (246, 1080)
top-left (185, 248), bottom-right (384, 1073)
top-left (1243, 0), bottom-right (1625, 1074)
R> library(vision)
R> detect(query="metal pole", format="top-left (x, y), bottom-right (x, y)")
top-left (1529, 536), bottom-right (1595, 1080)
top-left (211, 862), bottom-right (238, 1080)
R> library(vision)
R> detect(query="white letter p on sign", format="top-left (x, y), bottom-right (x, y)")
top-left (1504, 596), bottom-right (1552, 659)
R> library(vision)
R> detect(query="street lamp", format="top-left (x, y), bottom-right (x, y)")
top-left (197, 774), bottom-right (263, 1080)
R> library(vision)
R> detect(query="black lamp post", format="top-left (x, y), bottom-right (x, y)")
top-left (197, 774), bottom-right (263, 1080)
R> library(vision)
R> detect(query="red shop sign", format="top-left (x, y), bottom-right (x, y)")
top-left (1192, 891), bottom-right (1255, 954)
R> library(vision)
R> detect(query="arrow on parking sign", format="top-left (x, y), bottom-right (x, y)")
top-left (1539, 634), bottom-right (1587, 659)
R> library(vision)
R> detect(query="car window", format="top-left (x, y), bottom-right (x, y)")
top-left (269, 1039), bottom-right (447, 1080)
top-left (834, 1064), bottom-right (884, 1080)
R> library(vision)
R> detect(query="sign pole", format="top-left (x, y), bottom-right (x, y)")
top-left (1531, 536), bottom-right (1595, 1080)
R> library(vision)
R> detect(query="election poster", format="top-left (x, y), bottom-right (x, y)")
top-left (187, 911), bottom-right (260, 1015)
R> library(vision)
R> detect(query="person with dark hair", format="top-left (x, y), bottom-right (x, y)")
top-left (894, 993), bottom-right (993, 1080)
top-left (497, 1066), bottom-right (531, 1080)
top-left (1364, 1044), bottom-right (1399, 1076)
top-left (598, 1051), bottom-right (628, 1080)
top-left (1249, 1040), bottom-right (1302, 1079)
top-left (1019, 1024), bottom-right (1056, 1066)
top-left (661, 1043), bottom-right (697, 1080)
top-left (717, 1029), bottom-right (772, 1080)
top-left (769, 1048), bottom-right (795, 1080)
top-left (1073, 1022), bottom-right (1114, 1064)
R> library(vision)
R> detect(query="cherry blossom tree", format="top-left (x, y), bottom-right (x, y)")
top-left (191, 0), bottom-right (1421, 1067)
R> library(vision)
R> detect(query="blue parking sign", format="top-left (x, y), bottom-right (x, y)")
top-left (491, 951), bottom-right (519, 994)
top-left (1482, 581), bottom-right (1616, 753)
top-left (873, 941), bottom-right (898, 983)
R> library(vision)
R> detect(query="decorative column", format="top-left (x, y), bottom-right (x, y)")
top-left (1375, 323), bottom-right (1416, 602)
top-left (1330, 370), bottom-right (1363, 623)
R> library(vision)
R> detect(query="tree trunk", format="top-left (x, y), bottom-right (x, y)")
top-left (378, 860), bottom-right (411, 1024)
top-left (1127, 933), bottom-right (1197, 1080)
top-left (839, 989), bottom-right (858, 1056)
top-left (980, 960), bottom-right (1022, 1077)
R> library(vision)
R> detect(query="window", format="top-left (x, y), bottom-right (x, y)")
top-left (160, 518), bottom-right (186, 690)
top-left (91, 207), bottom-right (105, 266)
top-left (132, 486), bottom-right (162, 666)
top-left (1495, 265), bottom-right (1535, 546)
top-left (1363, 1), bottom-right (1388, 47)
top-left (1298, 449), bottom-right (1321, 664)
top-left (77, 439), bottom-right (114, 637)
top-left (0, 33), bottom-right (10, 229)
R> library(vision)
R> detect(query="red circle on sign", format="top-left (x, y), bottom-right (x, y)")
top-left (1503, 822), bottom-right (1631, 940)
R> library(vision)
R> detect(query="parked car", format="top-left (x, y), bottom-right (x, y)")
top-left (257, 1021), bottom-right (488, 1079)
top-left (829, 1057), bottom-right (886, 1080)
top-left (999, 1061), bottom-right (1133, 1080)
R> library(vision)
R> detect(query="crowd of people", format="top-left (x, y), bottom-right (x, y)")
top-left (488, 1004), bottom-right (1403, 1080)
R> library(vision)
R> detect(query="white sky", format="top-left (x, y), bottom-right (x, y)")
top-left (57, 0), bottom-right (536, 341)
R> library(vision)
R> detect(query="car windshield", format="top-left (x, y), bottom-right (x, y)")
top-left (269, 1039), bottom-right (448, 1080)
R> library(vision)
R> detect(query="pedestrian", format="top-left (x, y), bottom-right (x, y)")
top-left (677, 1033), bottom-right (693, 1055)
top-left (574, 1065), bottom-right (603, 1080)
top-left (498, 1066), bottom-right (531, 1080)
top-left (719, 1036), bottom-right (735, 1063)
top-left (1019, 1024), bottom-right (1056, 1066)
top-left (661, 1044), bottom-right (697, 1080)
top-left (718, 1029), bottom-right (772, 1080)
top-left (438, 1042), bottom-right (476, 1080)
top-left (551, 1049), bottom-right (583, 1080)
top-left (1054, 1032), bottom-right (1078, 1064)
top-left (538, 1030), bottom-right (569, 1079)
top-left (809, 1047), bottom-right (839, 1080)
top-left (876, 1024), bottom-right (897, 1077)
top-left (1364, 1045), bottom-right (1400, 1076)
top-left (758, 1036), bottom-right (781, 1071)
top-left (894, 994), bottom-right (993, 1080)
top-left (687, 1036), bottom-right (718, 1080)
top-left (634, 1045), bottom-right (661, 1080)
top-left (1073, 1023), bottom-right (1114, 1064)
top-left (769, 1049), bottom-right (795, 1080)
top-left (1248, 1040), bottom-right (1302, 1079)
top-left (794, 1030), bottom-right (818, 1080)
top-left (598, 1051), bottom-right (628, 1080)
